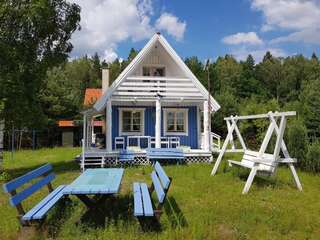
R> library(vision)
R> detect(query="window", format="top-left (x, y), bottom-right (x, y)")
top-left (119, 108), bottom-right (145, 135)
top-left (142, 66), bottom-right (165, 77)
top-left (164, 109), bottom-right (188, 136)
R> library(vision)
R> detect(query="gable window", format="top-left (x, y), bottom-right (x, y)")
top-left (164, 109), bottom-right (188, 136)
top-left (142, 66), bottom-right (165, 77)
top-left (119, 108), bottom-right (145, 135)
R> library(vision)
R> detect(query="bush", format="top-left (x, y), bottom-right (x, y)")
top-left (305, 142), bottom-right (320, 172)
top-left (287, 120), bottom-right (308, 169)
top-left (0, 171), bottom-right (11, 182)
top-left (239, 97), bottom-right (280, 149)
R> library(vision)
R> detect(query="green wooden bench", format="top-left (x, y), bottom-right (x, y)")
top-left (2, 163), bottom-right (66, 225)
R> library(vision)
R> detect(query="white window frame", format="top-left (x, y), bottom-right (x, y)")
top-left (119, 108), bottom-right (145, 136)
top-left (163, 108), bottom-right (188, 136)
top-left (142, 64), bottom-right (166, 77)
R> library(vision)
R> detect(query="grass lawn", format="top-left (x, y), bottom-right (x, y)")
top-left (1, 148), bottom-right (320, 240)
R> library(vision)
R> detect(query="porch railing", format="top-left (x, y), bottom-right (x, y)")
top-left (201, 132), bottom-right (221, 151)
top-left (116, 136), bottom-right (181, 149)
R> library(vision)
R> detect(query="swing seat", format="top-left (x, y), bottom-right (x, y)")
top-left (228, 150), bottom-right (277, 173)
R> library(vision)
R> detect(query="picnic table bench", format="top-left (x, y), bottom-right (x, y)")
top-left (2, 163), bottom-right (66, 225)
top-left (133, 162), bottom-right (172, 219)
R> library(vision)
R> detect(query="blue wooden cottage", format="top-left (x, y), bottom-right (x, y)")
top-left (81, 33), bottom-right (221, 169)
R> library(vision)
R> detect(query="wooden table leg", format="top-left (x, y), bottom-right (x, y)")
top-left (76, 195), bottom-right (96, 208)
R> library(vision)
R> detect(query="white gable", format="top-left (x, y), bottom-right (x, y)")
top-left (94, 33), bottom-right (220, 112)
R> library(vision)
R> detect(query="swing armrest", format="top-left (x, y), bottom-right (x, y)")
top-left (248, 158), bottom-right (277, 166)
top-left (277, 158), bottom-right (297, 163)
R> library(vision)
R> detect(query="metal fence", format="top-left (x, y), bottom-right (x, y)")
top-left (1, 127), bottom-right (83, 151)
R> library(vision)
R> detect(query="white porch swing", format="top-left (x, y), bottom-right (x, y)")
top-left (211, 111), bottom-right (303, 194)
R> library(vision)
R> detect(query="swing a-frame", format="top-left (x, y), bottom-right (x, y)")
top-left (211, 111), bottom-right (302, 194)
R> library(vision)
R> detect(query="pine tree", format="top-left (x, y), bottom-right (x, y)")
top-left (263, 51), bottom-right (273, 62)
top-left (311, 52), bottom-right (318, 62)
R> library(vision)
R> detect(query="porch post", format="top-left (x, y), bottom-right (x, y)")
top-left (82, 114), bottom-right (86, 171)
top-left (83, 114), bottom-right (87, 148)
top-left (106, 100), bottom-right (112, 151)
top-left (203, 100), bottom-right (210, 151)
top-left (155, 97), bottom-right (161, 148)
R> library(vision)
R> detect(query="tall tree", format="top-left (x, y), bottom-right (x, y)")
top-left (0, 0), bottom-right (80, 129)
top-left (236, 55), bottom-right (264, 99)
top-left (255, 53), bottom-right (283, 102)
top-left (214, 55), bottom-right (242, 95)
top-left (300, 78), bottom-right (320, 138)
top-left (311, 52), bottom-right (318, 62)
top-left (91, 52), bottom-right (102, 87)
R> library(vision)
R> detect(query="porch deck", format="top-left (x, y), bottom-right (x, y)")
top-left (78, 147), bottom-right (215, 168)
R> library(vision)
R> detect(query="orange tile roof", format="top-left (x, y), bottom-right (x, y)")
top-left (58, 120), bottom-right (103, 127)
top-left (93, 120), bottom-right (103, 127)
top-left (84, 88), bottom-right (102, 106)
top-left (58, 120), bottom-right (74, 127)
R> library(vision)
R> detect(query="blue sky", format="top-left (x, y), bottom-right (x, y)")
top-left (70, 0), bottom-right (320, 63)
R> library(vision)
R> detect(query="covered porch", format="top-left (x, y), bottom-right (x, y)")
top-left (80, 97), bottom-right (220, 169)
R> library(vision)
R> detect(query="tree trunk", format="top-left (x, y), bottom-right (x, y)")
top-left (18, 130), bottom-right (23, 150)
top-left (0, 121), bottom-right (4, 171)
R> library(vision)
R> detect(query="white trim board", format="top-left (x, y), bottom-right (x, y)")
top-left (118, 108), bottom-right (145, 136)
top-left (163, 108), bottom-right (189, 136)
top-left (93, 33), bottom-right (220, 113)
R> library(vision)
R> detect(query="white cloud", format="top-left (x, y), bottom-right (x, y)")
top-left (271, 28), bottom-right (320, 45)
top-left (103, 48), bottom-right (118, 63)
top-left (231, 46), bottom-right (287, 63)
top-left (155, 12), bottom-right (186, 41)
top-left (69, 0), bottom-right (186, 60)
top-left (222, 32), bottom-right (263, 45)
top-left (251, 0), bottom-right (320, 44)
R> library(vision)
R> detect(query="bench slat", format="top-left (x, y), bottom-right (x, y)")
top-left (243, 154), bottom-right (274, 163)
top-left (140, 183), bottom-right (154, 216)
top-left (155, 162), bottom-right (170, 190)
top-left (245, 150), bottom-right (273, 158)
top-left (3, 164), bottom-right (52, 193)
top-left (22, 185), bottom-right (66, 220)
top-left (151, 171), bottom-right (165, 203)
top-left (133, 183), bottom-right (143, 216)
top-left (10, 173), bottom-right (55, 206)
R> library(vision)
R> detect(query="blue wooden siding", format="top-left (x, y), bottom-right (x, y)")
top-left (111, 106), bottom-right (198, 149)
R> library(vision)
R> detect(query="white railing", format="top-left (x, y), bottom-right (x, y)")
top-left (126, 136), bottom-right (180, 149)
top-left (81, 139), bottom-right (85, 172)
top-left (211, 132), bottom-right (221, 150)
top-left (201, 132), bottom-right (221, 151)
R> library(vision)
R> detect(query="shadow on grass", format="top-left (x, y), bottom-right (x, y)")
top-left (164, 196), bottom-right (188, 229)
top-left (78, 195), bottom-right (136, 229)
top-left (34, 196), bottom-right (75, 239)
top-left (138, 196), bottom-right (188, 232)
top-left (232, 167), bottom-right (290, 189)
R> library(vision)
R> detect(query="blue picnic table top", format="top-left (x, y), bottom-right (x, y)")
top-left (63, 168), bottom-right (124, 195)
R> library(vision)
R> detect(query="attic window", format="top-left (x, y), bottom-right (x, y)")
top-left (142, 66), bottom-right (165, 77)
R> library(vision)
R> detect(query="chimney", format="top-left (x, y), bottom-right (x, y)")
top-left (102, 67), bottom-right (110, 93)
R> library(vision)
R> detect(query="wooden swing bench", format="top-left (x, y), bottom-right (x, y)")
top-left (228, 150), bottom-right (297, 174)
top-left (211, 111), bottom-right (302, 194)
top-left (2, 164), bottom-right (67, 225)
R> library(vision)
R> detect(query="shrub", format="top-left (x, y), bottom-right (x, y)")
top-left (287, 120), bottom-right (308, 169)
top-left (305, 142), bottom-right (320, 172)
top-left (0, 171), bottom-right (11, 182)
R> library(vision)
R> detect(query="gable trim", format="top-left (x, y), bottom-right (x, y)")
top-left (94, 33), bottom-right (220, 112)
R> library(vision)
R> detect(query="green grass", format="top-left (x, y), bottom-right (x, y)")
top-left (1, 148), bottom-right (320, 240)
